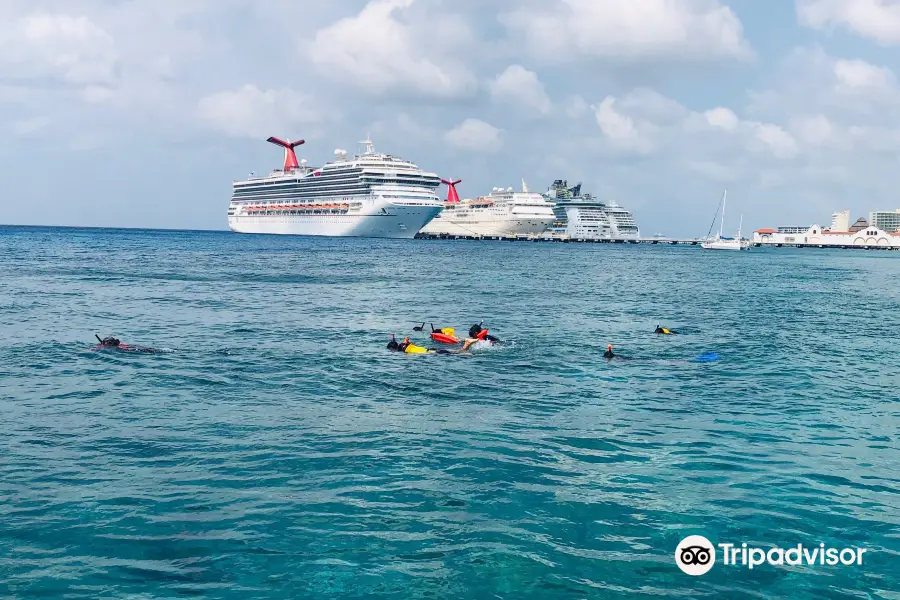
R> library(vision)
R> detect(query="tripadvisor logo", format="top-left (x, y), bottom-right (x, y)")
top-left (674, 536), bottom-right (867, 575)
top-left (675, 536), bottom-right (716, 576)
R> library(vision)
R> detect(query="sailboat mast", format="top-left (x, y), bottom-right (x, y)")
top-left (719, 189), bottom-right (727, 238)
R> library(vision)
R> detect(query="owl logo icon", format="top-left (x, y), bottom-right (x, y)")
top-left (675, 535), bottom-right (716, 575)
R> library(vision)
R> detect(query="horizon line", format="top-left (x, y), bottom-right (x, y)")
top-left (0, 223), bottom-right (231, 234)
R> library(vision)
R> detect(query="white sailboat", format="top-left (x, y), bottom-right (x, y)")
top-left (701, 189), bottom-right (750, 251)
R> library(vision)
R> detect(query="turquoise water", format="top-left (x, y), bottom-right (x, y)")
top-left (1, 226), bottom-right (898, 599)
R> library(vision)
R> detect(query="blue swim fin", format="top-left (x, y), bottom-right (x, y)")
top-left (694, 352), bottom-right (720, 362)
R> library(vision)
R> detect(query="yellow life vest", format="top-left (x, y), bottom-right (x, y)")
top-left (440, 327), bottom-right (455, 336)
top-left (404, 343), bottom-right (429, 354)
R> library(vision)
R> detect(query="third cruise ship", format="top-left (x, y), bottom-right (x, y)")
top-left (545, 180), bottom-right (640, 239)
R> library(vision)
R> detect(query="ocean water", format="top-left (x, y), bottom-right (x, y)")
top-left (0, 226), bottom-right (898, 599)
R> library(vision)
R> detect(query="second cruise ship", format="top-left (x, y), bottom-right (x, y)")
top-left (227, 136), bottom-right (444, 238)
top-left (419, 179), bottom-right (556, 237)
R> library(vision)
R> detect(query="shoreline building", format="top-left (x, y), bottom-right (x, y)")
top-left (753, 209), bottom-right (900, 248)
top-left (870, 209), bottom-right (900, 233)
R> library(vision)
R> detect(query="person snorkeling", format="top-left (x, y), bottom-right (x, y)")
top-left (96, 335), bottom-right (121, 348)
top-left (654, 324), bottom-right (677, 335)
top-left (603, 344), bottom-right (632, 361)
top-left (93, 334), bottom-right (160, 353)
top-left (389, 336), bottom-right (479, 355)
top-left (468, 321), bottom-right (500, 343)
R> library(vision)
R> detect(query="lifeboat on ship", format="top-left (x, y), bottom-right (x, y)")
top-left (429, 323), bottom-right (459, 345)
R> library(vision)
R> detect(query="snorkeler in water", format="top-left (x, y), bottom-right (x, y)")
top-left (93, 335), bottom-right (161, 353)
top-left (468, 321), bottom-right (501, 343)
top-left (603, 344), bottom-right (632, 361)
top-left (602, 342), bottom-right (716, 363)
top-left (654, 324), bottom-right (677, 335)
top-left (389, 336), bottom-right (480, 355)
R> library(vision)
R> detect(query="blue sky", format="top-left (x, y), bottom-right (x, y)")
top-left (2, 0), bottom-right (900, 236)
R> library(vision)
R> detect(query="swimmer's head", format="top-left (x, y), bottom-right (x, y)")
top-left (102, 336), bottom-right (120, 347)
top-left (387, 335), bottom-right (400, 351)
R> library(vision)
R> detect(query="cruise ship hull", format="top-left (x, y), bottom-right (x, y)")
top-left (228, 199), bottom-right (442, 239)
top-left (421, 216), bottom-right (553, 237)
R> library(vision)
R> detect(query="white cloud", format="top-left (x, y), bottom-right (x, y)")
top-left (591, 91), bottom-right (800, 161)
top-left (197, 85), bottom-right (324, 139)
top-left (489, 65), bottom-right (552, 116)
top-left (81, 86), bottom-right (114, 104)
top-left (11, 116), bottom-right (50, 137)
top-left (445, 118), bottom-right (503, 153)
top-left (501, 0), bottom-right (752, 63)
top-left (833, 58), bottom-right (896, 92)
top-left (593, 97), bottom-right (654, 153)
top-left (790, 114), bottom-right (835, 146)
top-left (617, 88), bottom-right (689, 123)
top-left (797, 0), bottom-right (900, 45)
top-left (744, 46), bottom-right (900, 142)
top-left (566, 95), bottom-right (589, 119)
top-left (0, 12), bottom-right (117, 84)
top-left (308, 0), bottom-right (476, 98)
top-left (753, 123), bottom-right (800, 159)
top-left (369, 112), bottom-right (434, 142)
top-left (705, 107), bottom-right (739, 131)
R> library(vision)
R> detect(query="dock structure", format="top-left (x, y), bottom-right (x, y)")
top-left (414, 233), bottom-right (900, 250)
top-left (414, 232), bottom-right (705, 245)
top-left (757, 243), bottom-right (899, 250)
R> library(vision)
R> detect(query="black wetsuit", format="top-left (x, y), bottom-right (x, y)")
top-left (94, 336), bottom-right (161, 353)
top-left (604, 348), bottom-right (632, 360)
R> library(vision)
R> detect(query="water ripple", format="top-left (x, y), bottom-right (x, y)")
top-left (0, 226), bottom-right (898, 598)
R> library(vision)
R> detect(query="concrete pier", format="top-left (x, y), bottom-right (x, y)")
top-left (414, 232), bottom-right (900, 249)
top-left (414, 232), bottom-right (705, 245)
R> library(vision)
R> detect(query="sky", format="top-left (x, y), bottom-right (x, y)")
top-left (2, 0), bottom-right (900, 236)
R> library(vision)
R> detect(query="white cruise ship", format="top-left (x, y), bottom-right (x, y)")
top-left (419, 179), bottom-right (556, 237)
top-left (227, 136), bottom-right (444, 238)
top-left (545, 180), bottom-right (640, 239)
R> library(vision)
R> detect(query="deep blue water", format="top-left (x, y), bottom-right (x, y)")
top-left (1, 226), bottom-right (898, 599)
